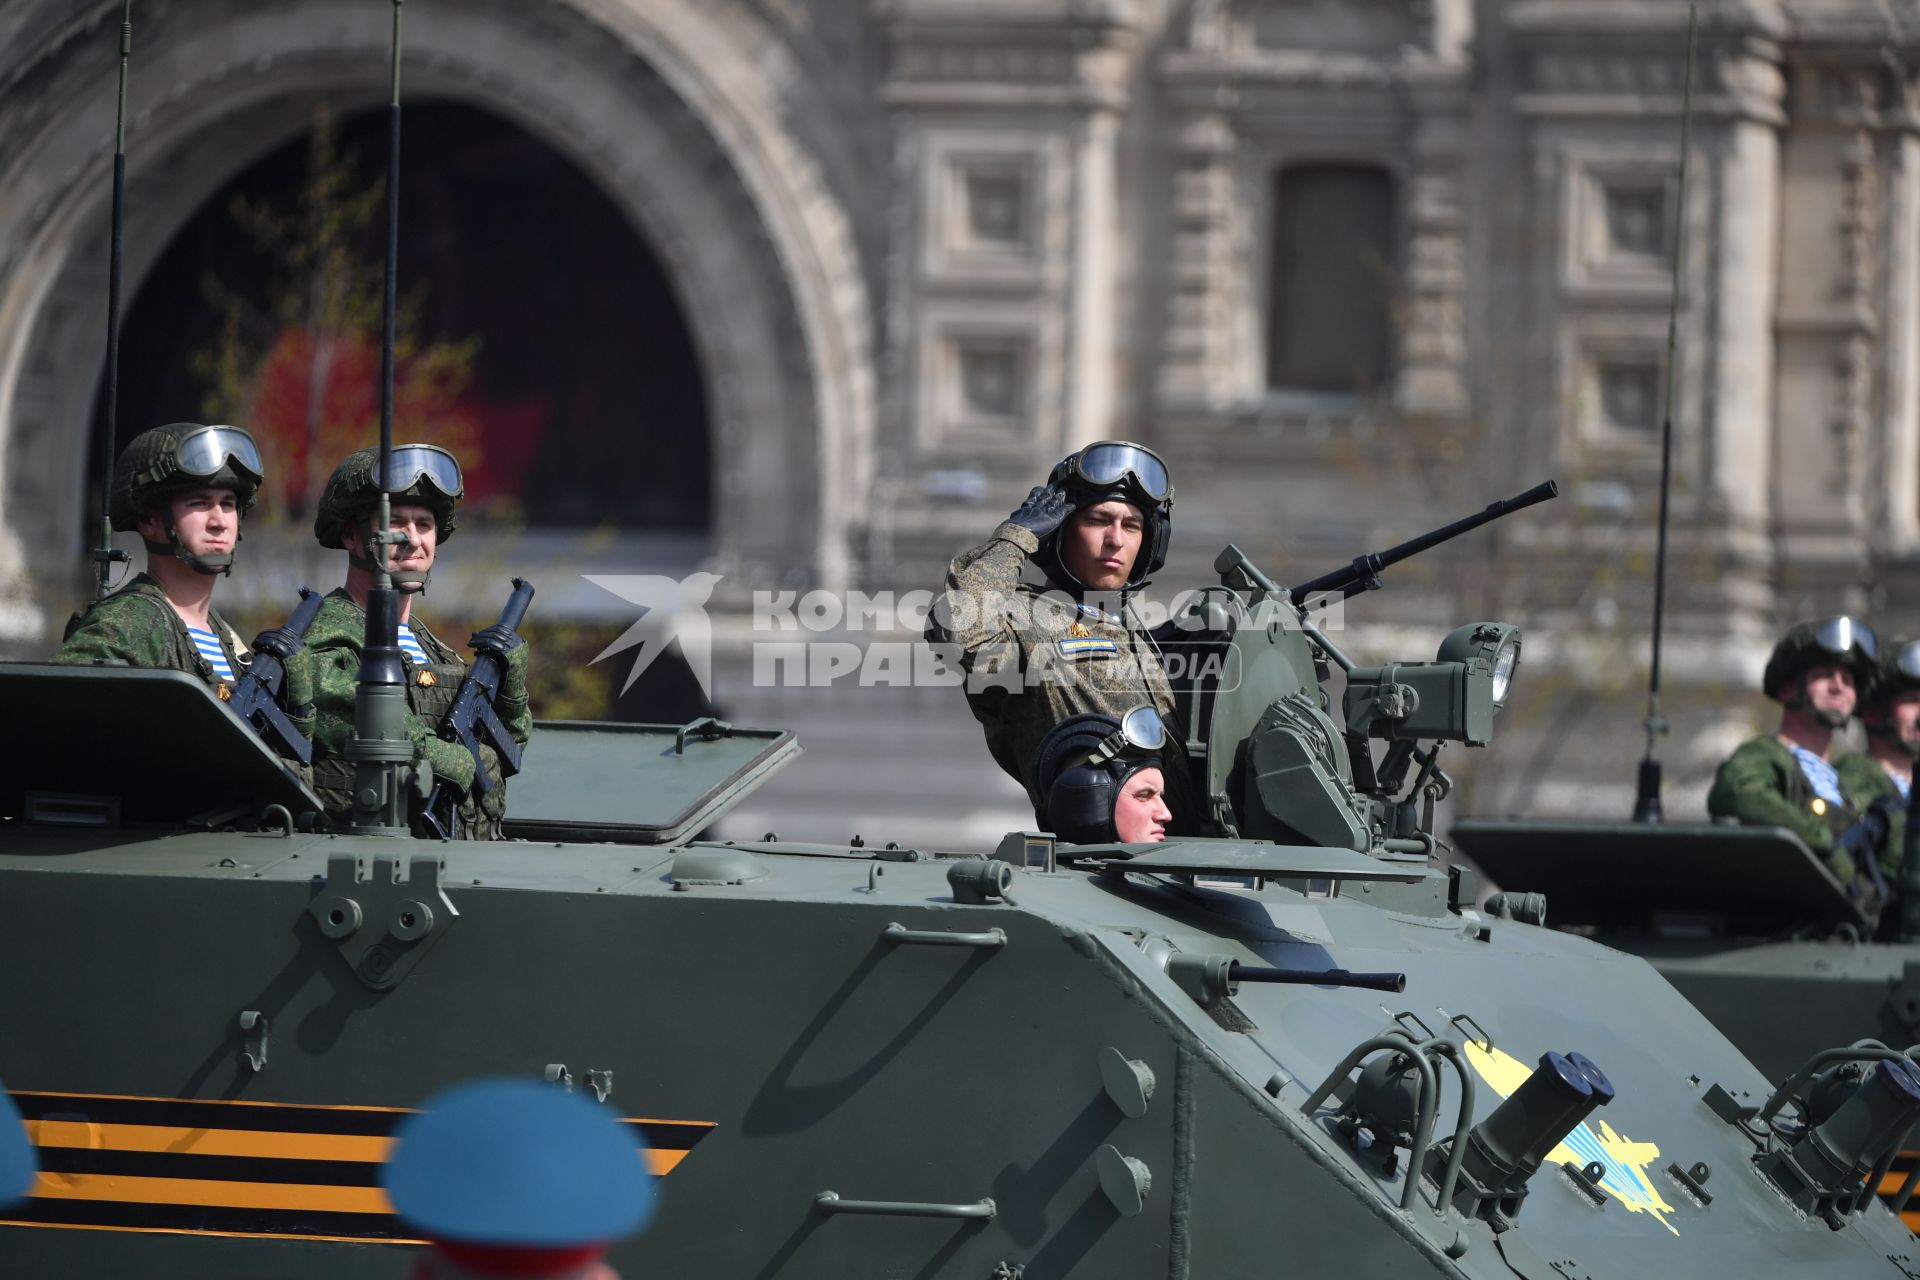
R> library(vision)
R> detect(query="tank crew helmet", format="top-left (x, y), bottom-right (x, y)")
top-left (1861, 637), bottom-right (1920, 749)
top-left (313, 444), bottom-right (463, 591)
top-left (108, 423), bottom-right (263, 576)
top-left (1762, 616), bottom-right (1877, 726)
top-left (1031, 704), bottom-right (1167, 843)
top-left (384, 1077), bottom-right (656, 1277)
top-left (1035, 440), bottom-right (1174, 593)
top-left (0, 1083), bottom-right (35, 1210)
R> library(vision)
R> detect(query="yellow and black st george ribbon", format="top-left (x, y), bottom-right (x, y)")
top-left (3, 1089), bottom-right (714, 1242)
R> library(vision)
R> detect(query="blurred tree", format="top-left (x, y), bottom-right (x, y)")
top-left (191, 104), bottom-right (483, 523)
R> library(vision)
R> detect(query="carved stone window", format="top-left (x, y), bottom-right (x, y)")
top-left (1570, 334), bottom-right (1668, 445)
top-left (1602, 183), bottom-right (1669, 261)
top-left (1597, 360), bottom-right (1662, 433)
top-left (963, 168), bottom-right (1029, 250)
top-left (1266, 164), bottom-right (1395, 396)
top-left (932, 329), bottom-right (1034, 439)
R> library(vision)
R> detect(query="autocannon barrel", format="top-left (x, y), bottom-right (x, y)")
top-left (1287, 480), bottom-right (1559, 602)
top-left (1229, 963), bottom-right (1407, 993)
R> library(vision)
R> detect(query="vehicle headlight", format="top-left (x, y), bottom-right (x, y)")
top-left (1437, 622), bottom-right (1523, 711)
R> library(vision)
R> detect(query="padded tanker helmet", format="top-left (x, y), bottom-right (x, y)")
top-left (1030, 706), bottom-right (1167, 844)
top-left (1035, 440), bottom-right (1174, 592)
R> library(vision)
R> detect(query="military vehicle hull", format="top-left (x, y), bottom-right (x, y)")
top-left (4, 825), bottom-right (1918, 1277)
top-left (1452, 817), bottom-right (1920, 1231)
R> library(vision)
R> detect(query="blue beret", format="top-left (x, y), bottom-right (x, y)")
top-left (0, 1086), bottom-right (35, 1208)
top-left (383, 1078), bottom-right (655, 1247)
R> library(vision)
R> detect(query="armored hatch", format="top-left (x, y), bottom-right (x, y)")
top-left (1451, 820), bottom-right (1868, 937)
top-left (500, 717), bottom-right (799, 845)
top-left (0, 663), bottom-right (325, 828)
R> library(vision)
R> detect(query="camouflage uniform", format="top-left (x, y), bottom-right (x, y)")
top-left (52, 574), bottom-right (316, 738)
top-left (1707, 736), bottom-right (1861, 886)
top-left (306, 589), bottom-right (530, 838)
top-left (1835, 753), bottom-right (1907, 882)
top-left (926, 521), bottom-right (1188, 815)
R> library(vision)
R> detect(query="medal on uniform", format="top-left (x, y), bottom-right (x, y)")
top-left (417, 670), bottom-right (437, 687)
top-left (1069, 621), bottom-right (1091, 639)
top-left (1811, 797), bottom-right (1827, 816)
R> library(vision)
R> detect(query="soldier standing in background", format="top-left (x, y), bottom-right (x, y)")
top-left (303, 444), bottom-right (530, 838)
top-left (1708, 617), bottom-right (1891, 897)
top-left (54, 423), bottom-right (314, 737)
top-left (925, 441), bottom-right (1191, 825)
top-left (1836, 637), bottom-right (1920, 887)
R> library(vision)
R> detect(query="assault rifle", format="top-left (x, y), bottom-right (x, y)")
top-left (228, 587), bottom-right (325, 765)
top-left (443, 577), bottom-right (535, 794)
top-left (1287, 480), bottom-right (1559, 605)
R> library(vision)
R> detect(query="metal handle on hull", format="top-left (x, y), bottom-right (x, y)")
top-left (882, 923), bottom-right (1006, 949)
top-left (815, 1191), bottom-right (997, 1220)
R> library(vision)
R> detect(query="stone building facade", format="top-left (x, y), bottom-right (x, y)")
top-left (2, 0), bottom-right (1918, 839)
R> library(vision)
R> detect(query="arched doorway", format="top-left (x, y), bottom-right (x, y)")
top-left (98, 100), bottom-right (713, 536)
top-left (0, 0), bottom-right (875, 655)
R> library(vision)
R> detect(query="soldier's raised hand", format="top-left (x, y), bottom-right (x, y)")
top-left (1007, 484), bottom-right (1072, 538)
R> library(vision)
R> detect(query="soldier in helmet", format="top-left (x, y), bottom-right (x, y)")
top-left (303, 444), bottom-right (530, 838)
top-left (1835, 637), bottom-right (1920, 883)
top-left (1708, 617), bottom-right (1892, 895)
top-left (53, 423), bottom-right (313, 733)
top-left (1031, 706), bottom-right (1174, 845)
top-left (925, 441), bottom-right (1190, 823)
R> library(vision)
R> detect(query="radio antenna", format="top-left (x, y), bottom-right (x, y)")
top-left (346, 0), bottom-right (413, 834)
top-left (91, 0), bottom-right (136, 601)
top-left (1632, 3), bottom-right (1698, 824)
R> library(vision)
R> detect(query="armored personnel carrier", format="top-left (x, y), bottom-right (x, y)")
top-left (6, 493), bottom-right (1920, 1277)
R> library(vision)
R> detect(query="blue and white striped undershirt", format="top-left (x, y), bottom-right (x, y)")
top-left (184, 626), bottom-right (235, 682)
top-left (396, 622), bottom-right (429, 665)
top-left (1893, 771), bottom-right (1912, 801)
top-left (1786, 743), bottom-right (1846, 807)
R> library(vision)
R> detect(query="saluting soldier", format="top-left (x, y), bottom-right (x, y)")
top-left (304, 444), bottom-right (530, 838)
top-left (1836, 636), bottom-right (1920, 885)
top-left (925, 440), bottom-right (1189, 824)
top-left (1708, 617), bottom-right (1892, 896)
top-left (54, 423), bottom-right (314, 735)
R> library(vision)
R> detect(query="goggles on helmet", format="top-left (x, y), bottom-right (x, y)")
top-left (1064, 442), bottom-right (1172, 505)
top-left (173, 425), bottom-right (264, 484)
top-left (1086, 704), bottom-right (1167, 767)
top-left (1894, 640), bottom-right (1920, 683)
top-left (1812, 615), bottom-right (1876, 661)
top-left (381, 444), bottom-right (464, 499)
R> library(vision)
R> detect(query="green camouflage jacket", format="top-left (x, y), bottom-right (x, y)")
top-left (52, 573), bottom-right (314, 739)
top-left (306, 589), bottom-right (531, 836)
top-left (925, 521), bottom-right (1190, 821)
top-left (1834, 752), bottom-right (1909, 880)
top-left (1706, 734), bottom-right (1860, 883)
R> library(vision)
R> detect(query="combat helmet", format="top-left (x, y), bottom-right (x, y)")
top-left (1762, 616), bottom-right (1877, 721)
top-left (314, 444), bottom-right (463, 588)
top-left (1861, 637), bottom-right (1920, 745)
top-left (1035, 440), bottom-right (1174, 592)
top-left (108, 423), bottom-right (263, 576)
top-left (1031, 705), bottom-right (1167, 843)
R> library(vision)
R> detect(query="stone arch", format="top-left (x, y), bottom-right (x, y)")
top-left (0, 0), bottom-right (874, 642)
